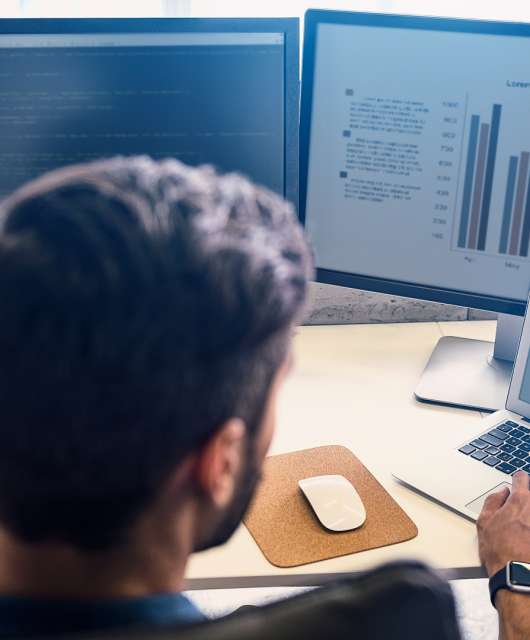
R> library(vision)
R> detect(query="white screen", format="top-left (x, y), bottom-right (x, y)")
top-left (305, 22), bottom-right (530, 301)
top-left (519, 354), bottom-right (530, 404)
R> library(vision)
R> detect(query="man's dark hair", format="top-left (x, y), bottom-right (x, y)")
top-left (0, 157), bottom-right (312, 550)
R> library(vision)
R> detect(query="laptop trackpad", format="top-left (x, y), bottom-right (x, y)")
top-left (466, 482), bottom-right (511, 515)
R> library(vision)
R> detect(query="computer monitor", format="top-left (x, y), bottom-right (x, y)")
top-left (0, 18), bottom-right (299, 207)
top-left (300, 10), bottom-right (530, 412)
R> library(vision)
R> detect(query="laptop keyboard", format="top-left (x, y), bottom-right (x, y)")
top-left (459, 420), bottom-right (530, 475)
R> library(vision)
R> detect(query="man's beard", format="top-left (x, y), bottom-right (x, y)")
top-left (195, 450), bottom-right (262, 552)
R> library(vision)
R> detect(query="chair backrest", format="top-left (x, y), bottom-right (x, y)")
top-left (65, 561), bottom-right (461, 640)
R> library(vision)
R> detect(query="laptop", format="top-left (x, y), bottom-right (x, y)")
top-left (393, 300), bottom-right (530, 521)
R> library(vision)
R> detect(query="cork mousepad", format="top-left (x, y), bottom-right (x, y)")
top-left (243, 445), bottom-right (418, 567)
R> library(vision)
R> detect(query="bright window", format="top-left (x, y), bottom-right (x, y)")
top-left (188, 1), bottom-right (530, 20)
top-left (188, 2), bottom-right (393, 18)
top-left (8, 0), bottom-right (165, 17)
top-left (1, 0), bottom-right (20, 17)
top-left (388, 0), bottom-right (530, 20)
top-left (2, 1), bottom-right (530, 23)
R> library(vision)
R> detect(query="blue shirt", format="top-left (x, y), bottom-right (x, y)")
top-left (0, 592), bottom-right (205, 637)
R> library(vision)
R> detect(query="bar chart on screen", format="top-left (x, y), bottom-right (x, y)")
top-left (454, 101), bottom-right (530, 260)
top-left (305, 21), bottom-right (530, 301)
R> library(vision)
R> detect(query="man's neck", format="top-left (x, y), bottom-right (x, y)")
top-left (0, 508), bottom-right (195, 600)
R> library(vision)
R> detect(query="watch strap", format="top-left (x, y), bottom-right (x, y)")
top-left (489, 565), bottom-right (509, 608)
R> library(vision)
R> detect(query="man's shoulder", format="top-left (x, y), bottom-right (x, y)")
top-left (0, 592), bottom-right (205, 638)
top-left (115, 562), bottom-right (461, 640)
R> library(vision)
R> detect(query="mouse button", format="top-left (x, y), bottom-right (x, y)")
top-left (299, 475), bottom-right (339, 497)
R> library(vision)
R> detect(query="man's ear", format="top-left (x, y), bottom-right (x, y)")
top-left (195, 418), bottom-right (246, 509)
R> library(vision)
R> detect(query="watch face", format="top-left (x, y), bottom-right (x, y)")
top-left (509, 562), bottom-right (530, 587)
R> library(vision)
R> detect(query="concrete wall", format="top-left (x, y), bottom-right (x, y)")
top-left (304, 282), bottom-right (496, 325)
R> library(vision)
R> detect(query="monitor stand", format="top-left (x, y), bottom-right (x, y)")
top-left (415, 314), bottom-right (523, 413)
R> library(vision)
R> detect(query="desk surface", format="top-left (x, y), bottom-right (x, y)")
top-left (184, 320), bottom-right (495, 589)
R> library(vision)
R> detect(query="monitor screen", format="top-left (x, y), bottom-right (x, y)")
top-left (0, 21), bottom-right (298, 205)
top-left (301, 13), bottom-right (530, 312)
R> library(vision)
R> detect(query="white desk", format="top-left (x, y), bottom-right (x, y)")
top-left (185, 320), bottom-right (496, 589)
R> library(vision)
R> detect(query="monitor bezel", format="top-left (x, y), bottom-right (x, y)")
top-left (0, 17), bottom-right (299, 209)
top-left (299, 9), bottom-right (530, 316)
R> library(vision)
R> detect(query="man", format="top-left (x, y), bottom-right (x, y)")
top-left (0, 156), bottom-right (311, 635)
top-left (0, 156), bottom-right (524, 638)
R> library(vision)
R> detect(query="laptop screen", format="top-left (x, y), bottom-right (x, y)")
top-left (519, 358), bottom-right (530, 405)
top-left (506, 294), bottom-right (530, 416)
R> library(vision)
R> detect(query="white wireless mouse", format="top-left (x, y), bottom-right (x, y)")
top-left (298, 474), bottom-right (366, 532)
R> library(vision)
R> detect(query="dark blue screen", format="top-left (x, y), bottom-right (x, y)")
top-left (0, 39), bottom-right (284, 197)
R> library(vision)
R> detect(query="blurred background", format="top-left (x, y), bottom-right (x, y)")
top-left (0, 1), bottom-right (529, 22)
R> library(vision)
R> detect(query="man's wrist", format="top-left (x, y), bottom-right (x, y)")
top-left (483, 556), bottom-right (505, 578)
top-left (496, 590), bottom-right (530, 640)
top-left (496, 589), bottom-right (528, 610)
top-left (486, 564), bottom-right (503, 578)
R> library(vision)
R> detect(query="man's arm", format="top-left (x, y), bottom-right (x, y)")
top-left (495, 591), bottom-right (530, 640)
top-left (477, 471), bottom-right (530, 640)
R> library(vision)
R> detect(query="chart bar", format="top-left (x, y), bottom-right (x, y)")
top-left (509, 151), bottom-right (530, 255)
top-left (468, 122), bottom-right (490, 250)
top-left (477, 105), bottom-right (502, 251)
top-left (519, 171), bottom-right (530, 257)
top-left (458, 114), bottom-right (480, 248)
top-left (499, 156), bottom-right (519, 254)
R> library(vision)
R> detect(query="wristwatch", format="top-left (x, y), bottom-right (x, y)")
top-left (489, 561), bottom-right (530, 607)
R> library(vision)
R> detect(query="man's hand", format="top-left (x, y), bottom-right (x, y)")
top-left (477, 471), bottom-right (530, 639)
top-left (477, 471), bottom-right (530, 577)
